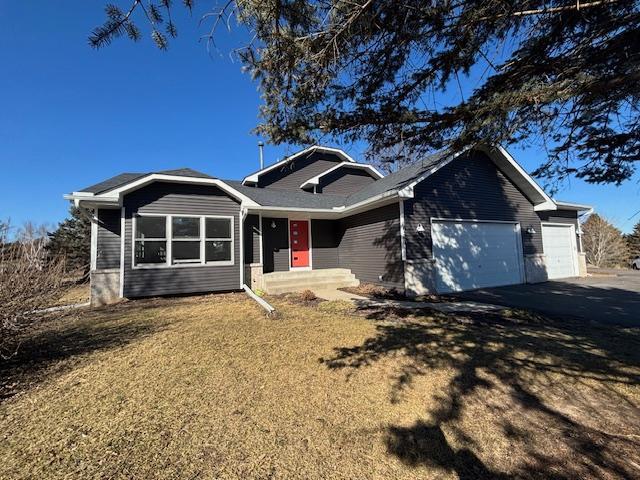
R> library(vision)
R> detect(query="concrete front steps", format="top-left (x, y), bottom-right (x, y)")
top-left (262, 268), bottom-right (360, 295)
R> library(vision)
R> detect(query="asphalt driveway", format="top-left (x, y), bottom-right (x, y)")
top-left (452, 269), bottom-right (640, 326)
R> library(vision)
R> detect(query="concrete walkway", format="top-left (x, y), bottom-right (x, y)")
top-left (311, 288), bottom-right (504, 314)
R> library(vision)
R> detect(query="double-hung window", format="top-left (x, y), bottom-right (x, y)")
top-left (134, 216), bottom-right (167, 265)
top-left (172, 216), bottom-right (201, 264)
top-left (134, 214), bottom-right (233, 267)
top-left (205, 218), bottom-right (233, 263)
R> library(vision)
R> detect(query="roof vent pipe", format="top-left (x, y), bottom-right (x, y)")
top-left (258, 141), bottom-right (264, 170)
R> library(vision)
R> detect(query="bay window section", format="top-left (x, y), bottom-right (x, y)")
top-left (133, 214), bottom-right (233, 268)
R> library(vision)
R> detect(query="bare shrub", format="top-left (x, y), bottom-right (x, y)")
top-left (1, 220), bottom-right (66, 358)
top-left (300, 289), bottom-right (317, 302)
top-left (582, 214), bottom-right (628, 268)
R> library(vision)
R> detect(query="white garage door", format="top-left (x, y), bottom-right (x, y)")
top-left (542, 224), bottom-right (577, 279)
top-left (432, 220), bottom-right (524, 293)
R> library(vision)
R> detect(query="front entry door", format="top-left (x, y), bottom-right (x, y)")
top-left (289, 220), bottom-right (310, 268)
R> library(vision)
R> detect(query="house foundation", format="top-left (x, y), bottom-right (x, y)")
top-left (404, 259), bottom-right (437, 296)
top-left (524, 254), bottom-right (548, 283)
top-left (91, 269), bottom-right (120, 307)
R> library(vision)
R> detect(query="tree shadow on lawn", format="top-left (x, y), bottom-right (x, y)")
top-left (321, 306), bottom-right (640, 479)
top-left (0, 300), bottom-right (170, 403)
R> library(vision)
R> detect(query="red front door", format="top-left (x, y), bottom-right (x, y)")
top-left (290, 220), bottom-right (310, 268)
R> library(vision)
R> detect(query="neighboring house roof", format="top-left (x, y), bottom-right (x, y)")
top-left (299, 162), bottom-right (384, 189)
top-left (242, 146), bottom-right (356, 185)
top-left (79, 168), bottom-right (213, 195)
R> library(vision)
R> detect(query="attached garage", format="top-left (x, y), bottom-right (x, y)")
top-left (541, 223), bottom-right (578, 279)
top-left (432, 220), bottom-right (525, 293)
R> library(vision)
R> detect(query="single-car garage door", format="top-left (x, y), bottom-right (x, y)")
top-left (432, 220), bottom-right (525, 293)
top-left (541, 224), bottom-right (577, 279)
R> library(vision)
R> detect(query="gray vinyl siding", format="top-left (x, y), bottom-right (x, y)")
top-left (537, 209), bottom-right (581, 252)
top-left (244, 214), bottom-right (261, 264)
top-left (404, 151), bottom-right (543, 261)
top-left (262, 217), bottom-right (289, 273)
top-left (338, 203), bottom-right (404, 289)
top-left (96, 208), bottom-right (121, 270)
top-left (318, 168), bottom-right (378, 195)
top-left (258, 151), bottom-right (342, 190)
top-left (311, 220), bottom-right (340, 269)
top-left (122, 182), bottom-right (241, 297)
top-left (243, 214), bottom-right (261, 283)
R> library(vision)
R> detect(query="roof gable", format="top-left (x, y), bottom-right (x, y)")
top-left (242, 146), bottom-right (356, 185)
top-left (299, 162), bottom-right (383, 189)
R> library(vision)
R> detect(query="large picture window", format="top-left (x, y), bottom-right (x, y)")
top-left (133, 215), bottom-right (233, 268)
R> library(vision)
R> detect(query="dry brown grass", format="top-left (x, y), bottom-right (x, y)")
top-left (54, 283), bottom-right (90, 306)
top-left (1, 293), bottom-right (639, 479)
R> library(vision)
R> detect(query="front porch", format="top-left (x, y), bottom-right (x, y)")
top-left (258, 268), bottom-right (359, 295)
top-left (244, 213), bottom-right (349, 293)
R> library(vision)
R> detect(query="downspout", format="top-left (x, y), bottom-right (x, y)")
top-left (240, 206), bottom-right (248, 288)
top-left (576, 207), bottom-right (593, 252)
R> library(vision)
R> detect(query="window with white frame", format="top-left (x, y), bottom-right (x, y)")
top-left (134, 216), bottom-right (167, 265)
top-left (133, 215), bottom-right (233, 267)
top-left (172, 216), bottom-right (201, 264)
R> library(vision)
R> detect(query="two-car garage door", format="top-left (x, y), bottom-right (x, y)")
top-left (432, 220), bottom-right (524, 293)
top-left (431, 219), bottom-right (579, 293)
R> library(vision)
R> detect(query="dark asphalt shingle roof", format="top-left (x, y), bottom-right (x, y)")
top-left (80, 168), bottom-right (214, 194)
top-left (223, 180), bottom-right (348, 209)
top-left (343, 151), bottom-right (450, 206)
top-left (77, 152), bottom-right (451, 209)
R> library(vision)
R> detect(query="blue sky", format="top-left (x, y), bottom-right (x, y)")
top-left (1, 2), bottom-right (638, 233)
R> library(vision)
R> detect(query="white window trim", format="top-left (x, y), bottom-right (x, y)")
top-left (131, 213), bottom-right (235, 269)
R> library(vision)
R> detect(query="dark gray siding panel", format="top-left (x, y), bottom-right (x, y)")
top-left (404, 151), bottom-right (543, 261)
top-left (259, 151), bottom-right (342, 190)
top-left (244, 214), bottom-right (261, 265)
top-left (318, 168), bottom-right (378, 195)
top-left (96, 209), bottom-right (121, 270)
top-left (311, 220), bottom-right (340, 269)
top-left (122, 182), bottom-right (241, 297)
top-left (537, 209), bottom-right (581, 252)
top-left (338, 203), bottom-right (404, 289)
top-left (262, 217), bottom-right (289, 273)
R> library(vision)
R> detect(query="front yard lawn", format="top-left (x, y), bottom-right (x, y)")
top-left (1, 293), bottom-right (639, 479)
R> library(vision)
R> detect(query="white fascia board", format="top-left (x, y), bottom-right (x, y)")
top-left (91, 174), bottom-right (260, 208)
top-left (482, 144), bottom-right (557, 210)
top-left (533, 201), bottom-right (559, 211)
top-left (553, 200), bottom-right (593, 211)
top-left (299, 162), bottom-right (384, 188)
top-left (242, 145), bottom-right (356, 185)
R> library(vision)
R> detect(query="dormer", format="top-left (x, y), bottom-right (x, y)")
top-left (242, 146), bottom-right (377, 191)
